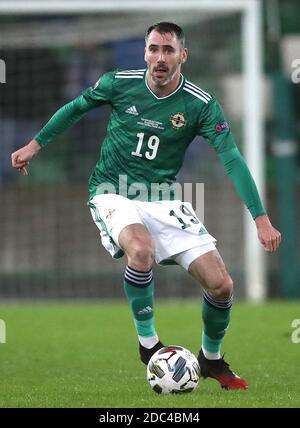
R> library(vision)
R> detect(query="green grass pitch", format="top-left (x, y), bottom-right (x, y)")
top-left (0, 301), bottom-right (299, 408)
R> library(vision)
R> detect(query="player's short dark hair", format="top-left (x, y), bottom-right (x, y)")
top-left (145, 22), bottom-right (185, 48)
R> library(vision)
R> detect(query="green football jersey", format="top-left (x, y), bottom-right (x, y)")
top-left (81, 69), bottom-right (235, 201)
top-left (35, 68), bottom-right (265, 218)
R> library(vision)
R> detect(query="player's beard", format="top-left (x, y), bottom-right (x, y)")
top-left (149, 63), bottom-right (180, 87)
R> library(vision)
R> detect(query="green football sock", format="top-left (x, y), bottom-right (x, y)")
top-left (201, 292), bottom-right (232, 355)
top-left (123, 266), bottom-right (156, 338)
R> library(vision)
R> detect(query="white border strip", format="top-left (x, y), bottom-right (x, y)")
top-left (0, 0), bottom-right (265, 301)
top-left (243, 1), bottom-right (266, 301)
top-left (0, 1), bottom-right (256, 14)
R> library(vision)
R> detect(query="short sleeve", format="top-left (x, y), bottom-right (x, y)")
top-left (197, 97), bottom-right (236, 154)
top-left (81, 71), bottom-right (115, 106)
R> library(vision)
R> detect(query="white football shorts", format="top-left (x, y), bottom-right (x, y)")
top-left (88, 193), bottom-right (216, 270)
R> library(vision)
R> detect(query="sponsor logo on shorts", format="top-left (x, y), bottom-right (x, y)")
top-left (106, 208), bottom-right (116, 220)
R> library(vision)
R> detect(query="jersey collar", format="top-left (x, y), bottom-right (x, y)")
top-left (145, 71), bottom-right (184, 100)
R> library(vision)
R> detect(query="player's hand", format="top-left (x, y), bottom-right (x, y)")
top-left (11, 139), bottom-right (41, 176)
top-left (255, 214), bottom-right (281, 252)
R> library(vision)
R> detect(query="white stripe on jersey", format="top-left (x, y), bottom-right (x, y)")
top-left (115, 75), bottom-right (144, 79)
top-left (116, 69), bottom-right (145, 74)
top-left (184, 83), bottom-right (211, 102)
top-left (185, 80), bottom-right (212, 99)
top-left (116, 72), bottom-right (145, 75)
top-left (183, 86), bottom-right (210, 104)
top-left (115, 71), bottom-right (145, 79)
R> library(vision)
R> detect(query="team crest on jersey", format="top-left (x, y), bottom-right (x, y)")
top-left (170, 112), bottom-right (187, 129)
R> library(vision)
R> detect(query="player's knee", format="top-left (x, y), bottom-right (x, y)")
top-left (127, 241), bottom-right (155, 271)
top-left (208, 274), bottom-right (233, 301)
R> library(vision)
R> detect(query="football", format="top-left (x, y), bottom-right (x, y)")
top-left (146, 345), bottom-right (200, 394)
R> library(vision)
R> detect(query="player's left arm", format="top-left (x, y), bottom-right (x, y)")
top-left (198, 97), bottom-right (281, 252)
top-left (218, 147), bottom-right (281, 252)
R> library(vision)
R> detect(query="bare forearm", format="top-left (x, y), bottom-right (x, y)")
top-left (255, 213), bottom-right (281, 252)
top-left (11, 139), bottom-right (41, 176)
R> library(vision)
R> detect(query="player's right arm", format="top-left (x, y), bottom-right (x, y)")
top-left (11, 71), bottom-right (114, 175)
